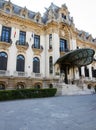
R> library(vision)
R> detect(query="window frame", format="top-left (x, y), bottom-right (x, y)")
top-left (33, 57), bottom-right (40, 73)
top-left (0, 52), bottom-right (8, 70)
top-left (16, 55), bottom-right (25, 72)
top-left (19, 31), bottom-right (26, 45)
top-left (60, 38), bottom-right (68, 52)
top-left (34, 35), bottom-right (40, 49)
top-left (1, 26), bottom-right (11, 43)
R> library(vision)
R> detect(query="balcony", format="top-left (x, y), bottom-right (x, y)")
top-left (60, 48), bottom-right (69, 56)
top-left (16, 40), bottom-right (29, 51)
top-left (31, 72), bottom-right (43, 79)
top-left (32, 44), bottom-right (43, 55)
top-left (14, 71), bottom-right (28, 77)
top-left (0, 70), bottom-right (10, 76)
top-left (0, 36), bottom-right (12, 49)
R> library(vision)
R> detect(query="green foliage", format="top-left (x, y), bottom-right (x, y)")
top-left (0, 88), bottom-right (57, 101)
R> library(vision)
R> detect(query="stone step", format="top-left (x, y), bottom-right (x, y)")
top-left (56, 83), bottom-right (95, 96)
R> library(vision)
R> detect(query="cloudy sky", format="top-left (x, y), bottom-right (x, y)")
top-left (9, 0), bottom-right (96, 38)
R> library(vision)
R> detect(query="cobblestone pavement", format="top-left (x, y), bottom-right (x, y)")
top-left (0, 94), bottom-right (96, 130)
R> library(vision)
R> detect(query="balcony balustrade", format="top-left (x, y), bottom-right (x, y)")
top-left (0, 70), bottom-right (10, 76)
top-left (32, 44), bottom-right (43, 54)
top-left (14, 71), bottom-right (27, 77)
top-left (60, 48), bottom-right (69, 56)
top-left (0, 36), bottom-right (12, 49)
top-left (31, 72), bottom-right (43, 78)
top-left (15, 40), bottom-right (29, 50)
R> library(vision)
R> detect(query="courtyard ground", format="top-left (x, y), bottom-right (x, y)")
top-left (0, 94), bottom-right (96, 130)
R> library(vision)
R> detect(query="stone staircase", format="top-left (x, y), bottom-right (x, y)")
top-left (56, 83), bottom-right (95, 96)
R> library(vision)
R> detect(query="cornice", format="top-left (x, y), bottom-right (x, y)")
top-left (0, 11), bottom-right (44, 33)
top-left (76, 38), bottom-right (96, 48)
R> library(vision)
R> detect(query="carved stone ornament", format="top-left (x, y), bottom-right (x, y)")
top-left (0, 41), bottom-right (11, 50)
top-left (3, 19), bottom-right (11, 25)
top-left (16, 45), bottom-right (28, 52)
top-left (60, 30), bottom-right (65, 37)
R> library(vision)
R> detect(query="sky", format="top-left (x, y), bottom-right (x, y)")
top-left (8, 0), bottom-right (96, 38)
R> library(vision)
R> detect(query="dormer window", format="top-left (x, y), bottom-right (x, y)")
top-left (6, 8), bottom-right (10, 13)
top-left (36, 18), bottom-right (39, 23)
top-left (20, 7), bottom-right (28, 18)
top-left (34, 12), bottom-right (41, 23)
top-left (3, 1), bottom-right (13, 13)
top-left (22, 13), bottom-right (26, 18)
top-left (62, 13), bottom-right (66, 19)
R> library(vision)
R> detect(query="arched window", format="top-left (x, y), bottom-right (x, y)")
top-left (49, 84), bottom-right (53, 88)
top-left (0, 52), bottom-right (8, 70)
top-left (16, 83), bottom-right (25, 89)
top-left (33, 57), bottom-right (40, 73)
top-left (34, 84), bottom-right (41, 89)
top-left (16, 55), bottom-right (25, 72)
top-left (0, 84), bottom-right (5, 90)
top-left (6, 8), bottom-right (10, 13)
top-left (49, 56), bottom-right (53, 74)
top-left (62, 13), bottom-right (66, 19)
top-left (49, 34), bottom-right (52, 49)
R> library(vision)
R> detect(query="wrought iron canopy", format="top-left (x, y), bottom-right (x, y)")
top-left (56, 48), bottom-right (95, 67)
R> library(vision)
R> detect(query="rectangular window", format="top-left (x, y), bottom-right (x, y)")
top-left (1, 26), bottom-right (11, 43)
top-left (92, 67), bottom-right (96, 78)
top-left (34, 35), bottom-right (40, 48)
top-left (60, 38), bottom-right (68, 52)
top-left (85, 66), bottom-right (89, 77)
top-left (19, 31), bottom-right (26, 45)
top-left (62, 13), bottom-right (66, 19)
top-left (78, 67), bottom-right (81, 76)
top-left (49, 56), bottom-right (53, 74)
top-left (49, 34), bottom-right (52, 49)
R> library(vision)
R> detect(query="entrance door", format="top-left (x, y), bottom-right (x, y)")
top-left (60, 64), bottom-right (68, 84)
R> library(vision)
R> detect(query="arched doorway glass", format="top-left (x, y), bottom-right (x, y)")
top-left (0, 84), bottom-right (5, 90)
top-left (34, 83), bottom-right (41, 89)
top-left (0, 52), bottom-right (8, 70)
top-left (16, 82), bottom-right (25, 89)
top-left (16, 55), bottom-right (25, 72)
top-left (33, 57), bottom-right (40, 73)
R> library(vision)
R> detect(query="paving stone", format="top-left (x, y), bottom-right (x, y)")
top-left (0, 95), bottom-right (96, 130)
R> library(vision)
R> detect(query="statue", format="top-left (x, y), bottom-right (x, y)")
top-left (59, 73), bottom-right (65, 83)
top-left (78, 75), bottom-right (85, 89)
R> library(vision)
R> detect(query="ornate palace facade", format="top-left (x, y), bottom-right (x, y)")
top-left (0, 0), bottom-right (96, 90)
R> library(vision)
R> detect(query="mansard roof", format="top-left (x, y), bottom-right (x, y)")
top-left (0, 0), bottom-right (96, 43)
top-left (0, 0), bottom-right (73, 24)
top-left (77, 30), bottom-right (96, 43)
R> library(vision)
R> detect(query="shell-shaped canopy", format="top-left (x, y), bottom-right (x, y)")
top-left (56, 48), bottom-right (95, 67)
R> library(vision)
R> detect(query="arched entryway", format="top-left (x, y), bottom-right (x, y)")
top-left (0, 81), bottom-right (6, 90)
top-left (0, 52), bottom-right (8, 70)
top-left (16, 82), bottom-right (25, 89)
top-left (55, 48), bottom-right (95, 84)
top-left (34, 82), bottom-right (42, 89)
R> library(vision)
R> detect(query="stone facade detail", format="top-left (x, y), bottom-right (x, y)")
top-left (0, 0), bottom-right (95, 90)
